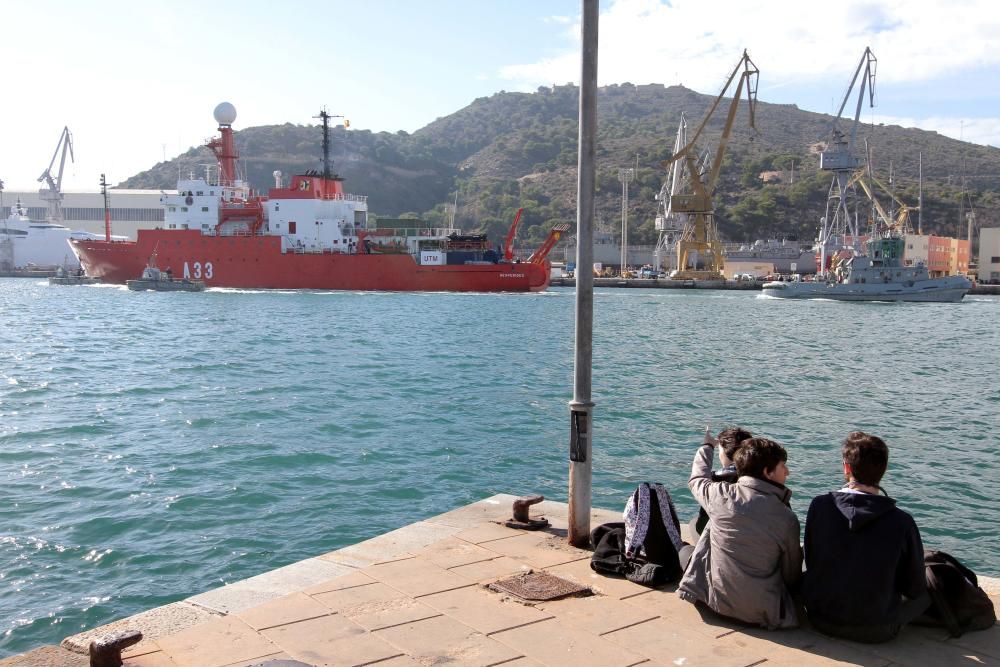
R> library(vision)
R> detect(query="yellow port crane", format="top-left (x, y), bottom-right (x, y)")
top-left (661, 50), bottom-right (759, 280)
top-left (847, 165), bottom-right (918, 236)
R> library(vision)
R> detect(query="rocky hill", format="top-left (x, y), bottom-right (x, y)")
top-left (121, 83), bottom-right (1000, 246)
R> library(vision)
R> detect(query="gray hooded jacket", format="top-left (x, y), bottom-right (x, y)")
top-left (678, 444), bottom-right (802, 629)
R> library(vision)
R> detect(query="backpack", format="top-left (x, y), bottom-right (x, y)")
top-left (589, 483), bottom-right (688, 587)
top-left (916, 550), bottom-right (996, 638)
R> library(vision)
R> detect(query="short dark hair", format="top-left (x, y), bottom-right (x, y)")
top-left (734, 437), bottom-right (787, 480)
top-left (842, 431), bottom-right (888, 486)
top-left (718, 427), bottom-right (752, 461)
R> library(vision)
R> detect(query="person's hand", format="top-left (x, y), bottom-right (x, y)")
top-left (703, 426), bottom-right (718, 447)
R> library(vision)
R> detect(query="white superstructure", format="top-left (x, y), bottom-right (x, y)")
top-left (0, 189), bottom-right (165, 239)
top-left (1, 200), bottom-right (85, 269)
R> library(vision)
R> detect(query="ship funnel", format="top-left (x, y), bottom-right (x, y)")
top-left (273, 170), bottom-right (283, 188)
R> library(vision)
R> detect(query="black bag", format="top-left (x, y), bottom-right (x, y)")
top-left (917, 550), bottom-right (996, 637)
top-left (588, 522), bottom-right (671, 587)
top-left (590, 523), bottom-right (629, 577)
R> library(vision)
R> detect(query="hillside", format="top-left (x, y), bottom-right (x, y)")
top-left (121, 83), bottom-right (1000, 246)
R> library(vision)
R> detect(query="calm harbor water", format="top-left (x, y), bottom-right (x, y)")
top-left (1, 278), bottom-right (998, 655)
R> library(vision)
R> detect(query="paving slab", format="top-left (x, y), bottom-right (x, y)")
top-left (374, 614), bottom-right (523, 666)
top-left (311, 581), bottom-right (409, 612)
top-left (338, 596), bottom-right (441, 632)
top-left (362, 555), bottom-right (477, 598)
top-left (317, 520), bottom-right (461, 568)
top-left (447, 555), bottom-right (533, 583)
top-left (301, 570), bottom-right (378, 596)
top-left (727, 627), bottom-right (891, 667)
top-left (155, 615), bottom-right (279, 667)
top-left (603, 616), bottom-right (763, 666)
top-left (219, 653), bottom-right (294, 667)
top-left (939, 624), bottom-right (1000, 660)
top-left (186, 557), bottom-right (355, 615)
top-left (622, 587), bottom-right (746, 639)
top-left (234, 591), bottom-right (333, 631)
top-left (420, 584), bottom-right (554, 635)
top-left (537, 593), bottom-right (659, 636)
top-left (122, 651), bottom-right (179, 666)
top-left (480, 531), bottom-right (590, 569)
top-left (260, 614), bottom-right (403, 667)
top-left (413, 535), bottom-right (503, 569)
top-left (453, 521), bottom-right (531, 545)
top-left (862, 623), bottom-right (1000, 666)
top-left (491, 616), bottom-right (647, 666)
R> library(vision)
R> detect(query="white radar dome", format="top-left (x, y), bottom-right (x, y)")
top-left (214, 102), bottom-right (237, 126)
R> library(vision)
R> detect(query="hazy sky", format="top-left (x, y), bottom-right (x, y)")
top-left (3, 0), bottom-right (999, 192)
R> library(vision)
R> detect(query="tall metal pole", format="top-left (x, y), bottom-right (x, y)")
top-left (918, 152), bottom-right (923, 235)
top-left (568, 0), bottom-right (598, 548)
top-left (619, 168), bottom-right (633, 275)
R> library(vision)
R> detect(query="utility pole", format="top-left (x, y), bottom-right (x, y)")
top-left (918, 152), bottom-right (923, 235)
top-left (619, 167), bottom-right (634, 275)
top-left (568, 0), bottom-right (598, 548)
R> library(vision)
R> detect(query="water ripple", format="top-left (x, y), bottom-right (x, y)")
top-left (0, 281), bottom-right (998, 656)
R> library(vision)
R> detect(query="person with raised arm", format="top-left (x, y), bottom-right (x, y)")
top-left (678, 434), bottom-right (802, 629)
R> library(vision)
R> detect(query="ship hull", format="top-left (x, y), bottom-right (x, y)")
top-left (761, 278), bottom-right (970, 302)
top-left (70, 230), bottom-right (551, 292)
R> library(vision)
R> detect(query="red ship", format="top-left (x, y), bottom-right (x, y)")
top-left (70, 104), bottom-right (566, 292)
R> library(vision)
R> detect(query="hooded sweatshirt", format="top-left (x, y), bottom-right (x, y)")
top-left (802, 490), bottom-right (925, 628)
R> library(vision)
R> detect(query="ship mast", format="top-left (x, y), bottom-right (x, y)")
top-left (100, 173), bottom-right (112, 242)
top-left (313, 109), bottom-right (348, 180)
top-left (206, 103), bottom-right (239, 187)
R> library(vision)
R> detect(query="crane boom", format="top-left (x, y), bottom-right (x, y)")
top-left (503, 208), bottom-right (523, 262)
top-left (37, 127), bottom-right (74, 223)
top-left (820, 47), bottom-right (877, 172)
top-left (816, 48), bottom-right (877, 277)
top-left (659, 50), bottom-right (758, 280)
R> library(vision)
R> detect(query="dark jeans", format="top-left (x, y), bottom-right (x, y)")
top-left (809, 591), bottom-right (932, 643)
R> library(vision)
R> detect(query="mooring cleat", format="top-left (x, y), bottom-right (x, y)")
top-left (88, 629), bottom-right (143, 667)
top-left (506, 494), bottom-right (550, 530)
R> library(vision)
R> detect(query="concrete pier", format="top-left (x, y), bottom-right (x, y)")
top-left (2, 495), bottom-right (998, 666)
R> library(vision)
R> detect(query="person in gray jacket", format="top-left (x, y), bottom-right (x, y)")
top-left (678, 435), bottom-right (803, 629)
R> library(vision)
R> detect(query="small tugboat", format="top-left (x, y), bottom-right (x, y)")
top-left (127, 256), bottom-right (205, 292)
top-left (49, 265), bottom-right (101, 285)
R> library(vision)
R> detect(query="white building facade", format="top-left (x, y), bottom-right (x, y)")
top-left (979, 227), bottom-right (1000, 283)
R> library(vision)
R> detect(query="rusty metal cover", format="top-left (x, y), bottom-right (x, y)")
top-left (488, 571), bottom-right (590, 601)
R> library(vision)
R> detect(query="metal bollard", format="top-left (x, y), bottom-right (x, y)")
top-left (89, 630), bottom-right (143, 667)
top-left (505, 494), bottom-right (550, 530)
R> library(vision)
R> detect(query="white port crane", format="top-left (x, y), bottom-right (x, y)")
top-left (37, 126), bottom-right (74, 223)
top-left (817, 47), bottom-right (876, 276)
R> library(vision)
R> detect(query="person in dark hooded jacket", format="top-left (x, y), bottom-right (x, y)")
top-left (802, 431), bottom-right (929, 643)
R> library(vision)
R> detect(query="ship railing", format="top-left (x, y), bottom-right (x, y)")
top-left (365, 227), bottom-right (456, 238)
top-left (317, 193), bottom-right (367, 203)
